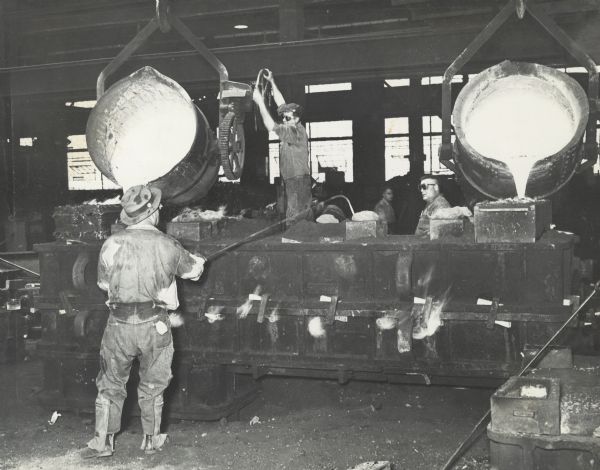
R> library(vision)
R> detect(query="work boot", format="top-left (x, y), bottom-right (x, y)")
top-left (81, 434), bottom-right (114, 459)
top-left (140, 433), bottom-right (168, 455)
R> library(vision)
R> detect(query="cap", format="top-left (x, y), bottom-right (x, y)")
top-left (277, 103), bottom-right (303, 117)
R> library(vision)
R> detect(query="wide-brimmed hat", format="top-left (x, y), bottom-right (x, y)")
top-left (120, 185), bottom-right (162, 225)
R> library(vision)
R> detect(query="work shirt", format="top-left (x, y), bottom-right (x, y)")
top-left (273, 122), bottom-right (310, 180)
top-left (374, 199), bottom-right (396, 225)
top-left (415, 194), bottom-right (451, 237)
top-left (97, 225), bottom-right (204, 310)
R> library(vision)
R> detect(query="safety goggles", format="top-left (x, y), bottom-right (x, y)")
top-left (420, 183), bottom-right (437, 190)
top-left (282, 115), bottom-right (294, 122)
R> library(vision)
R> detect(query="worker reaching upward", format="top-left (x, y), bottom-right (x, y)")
top-left (253, 69), bottom-right (312, 226)
top-left (82, 185), bottom-right (206, 459)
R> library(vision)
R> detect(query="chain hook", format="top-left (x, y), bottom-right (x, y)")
top-left (156, 0), bottom-right (172, 33)
top-left (515, 0), bottom-right (526, 20)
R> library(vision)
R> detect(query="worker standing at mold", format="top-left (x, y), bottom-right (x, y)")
top-left (82, 185), bottom-right (206, 459)
top-left (415, 175), bottom-right (451, 237)
top-left (374, 184), bottom-right (397, 234)
top-left (253, 69), bottom-right (312, 226)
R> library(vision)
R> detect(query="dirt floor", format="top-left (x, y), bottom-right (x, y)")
top-left (0, 359), bottom-right (492, 470)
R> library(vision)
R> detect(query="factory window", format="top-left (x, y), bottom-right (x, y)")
top-left (565, 67), bottom-right (587, 74)
top-left (421, 75), bottom-right (463, 85)
top-left (384, 79), bottom-right (410, 87)
top-left (422, 115), bottom-right (454, 175)
top-left (268, 120), bottom-right (353, 183)
top-left (65, 100), bottom-right (97, 108)
top-left (384, 117), bottom-right (410, 180)
top-left (305, 83), bottom-right (352, 93)
top-left (67, 134), bottom-right (120, 190)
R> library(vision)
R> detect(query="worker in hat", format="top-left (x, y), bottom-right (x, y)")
top-left (253, 69), bottom-right (312, 226)
top-left (82, 185), bottom-right (206, 459)
top-left (415, 175), bottom-right (451, 237)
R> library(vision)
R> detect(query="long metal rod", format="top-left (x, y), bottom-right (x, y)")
top-left (0, 256), bottom-right (40, 277)
top-left (441, 280), bottom-right (600, 470)
top-left (205, 195), bottom-right (344, 261)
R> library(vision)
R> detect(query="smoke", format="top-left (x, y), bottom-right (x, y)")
top-left (416, 266), bottom-right (435, 297)
top-left (172, 205), bottom-right (228, 222)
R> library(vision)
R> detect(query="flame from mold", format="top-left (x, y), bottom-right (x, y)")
top-left (413, 288), bottom-right (452, 340)
top-left (268, 304), bottom-right (280, 323)
top-left (308, 316), bottom-right (326, 338)
top-left (236, 286), bottom-right (261, 319)
top-left (376, 316), bottom-right (397, 331)
top-left (204, 305), bottom-right (225, 323)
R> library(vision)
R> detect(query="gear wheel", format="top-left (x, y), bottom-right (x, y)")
top-left (219, 111), bottom-right (245, 180)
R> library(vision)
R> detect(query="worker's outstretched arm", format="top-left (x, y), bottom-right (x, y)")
top-left (253, 87), bottom-right (276, 132)
top-left (263, 70), bottom-right (286, 107)
top-left (178, 252), bottom-right (206, 281)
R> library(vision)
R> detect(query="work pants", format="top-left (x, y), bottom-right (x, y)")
top-left (283, 174), bottom-right (312, 226)
top-left (87, 306), bottom-right (173, 451)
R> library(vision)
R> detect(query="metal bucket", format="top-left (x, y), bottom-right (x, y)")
top-left (453, 61), bottom-right (589, 199)
top-left (86, 66), bottom-right (219, 206)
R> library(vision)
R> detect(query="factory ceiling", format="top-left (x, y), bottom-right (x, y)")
top-left (1, 0), bottom-right (599, 96)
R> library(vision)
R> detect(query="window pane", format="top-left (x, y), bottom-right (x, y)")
top-left (421, 75), bottom-right (461, 85)
top-left (68, 134), bottom-right (88, 150)
top-left (385, 117), bottom-right (409, 135)
top-left (307, 120), bottom-right (352, 138)
top-left (305, 83), bottom-right (352, 93)
top-left (384, 78), bottom-right (410, 87)
top-left (423, 135), bottom-right (454, 175)
top-left (268, 143), bottom-right (280, 184)
top-left (422, 115), bottom-right (442, 134)
top-left (311, 139), bottom-right (353, 182)
top-left (67, 151), bottom-right (120, 190)
top-left (385, 136), bottom-right (410, 180)
top-left (421, 76), bottom-right (443, 85)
